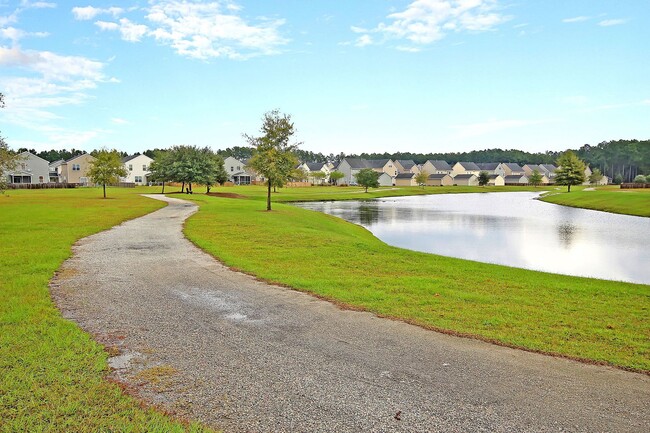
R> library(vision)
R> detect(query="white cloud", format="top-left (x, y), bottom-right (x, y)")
top-left (72, 6), bottom-right (124, 21)
top-left (355, 34), bottom-right (373, 47)
top-left (20, 1), bottom-right (56, 8)
top-left (0, 26), bottom-right (49, 42)
top-left (111, 117), bottom-right (130, 124)
top-left (350, 0), bottom-right (511, 49)
top-left (599, 19), bottom-right (626, 27)
top-left (562, 16), bottom-right (590, 23)
top-left (116, 18), bottom-right (148, 42)
top-left (95, 20), bottom-right (119, 31)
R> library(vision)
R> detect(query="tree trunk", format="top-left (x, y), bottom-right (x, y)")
top-left (188, 182), bottom-right (192, 194)
top-left (267, 179), bottom-right (272, 211)
top-left (161, 181), bottom-right (165, 194)
top-left (181, 181), bottom-right (185, 193)
top-left (206, 184), bottom-right (210, 193)
top-left (567, 184), bottom-right (571, 192)
top-left (103, 182), bottom-right (106, 198)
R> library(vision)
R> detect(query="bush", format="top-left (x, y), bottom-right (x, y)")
top-left (633, 175), bottom-right (646, 184)
top-left (613, 174), bottom-right (623, 184)
top-left (646, 175), bottom-right (650, 183)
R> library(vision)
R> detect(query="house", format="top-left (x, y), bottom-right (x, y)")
top-left (299, 162), bottom-right (331, 184)
top-left (224, 156), bottom-right (252, 184)
top-left (496, 163), bottom-right (525, 177)
top-left (336, 158), bottom-right (397, 185)
top-left (452, 162), bottom-right (481, 177)
top-left (48, 159), bottom-right (64, 182)
top-left (422, 160), bottom-right (453, 175)
top-left (122, 154), bottom-right (154, 185)
top-left (395, 172), bottom-right (417, 186)
top-left (377, 172), bottom-right (393, 187)
top-left (453, 173), bottom-right (479, 186)
top-left (395, 160), bottom-right (420, 175)
top-left (522, 164), bottom-right (543, 177)
top-left (57, 153), bottom-right (95, 185)
top-left (426, 173), bottom-right (453, 186)
top-left (4, 151), bottom-right (50, 184)
top-left (487, 174), bottom-right (505, 186)
top-left (476, 163), bottom-right (500, 174)
top-left (368, 159), bottom-right (398, 177)
top-left (504, 174), bottom-right (529, 185)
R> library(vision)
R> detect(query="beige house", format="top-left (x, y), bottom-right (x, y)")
top-left (453, 173), bottom-right (479, 186)
top-left (522, 164), bottom-right (543, 177)
top-left (395, 172), bottom-right (417, 186)
top-left (496, 163), bottom-right (525, 177)
top-left (427, 173), bottom-right (453, 186)
top-left (452, 162), bottom-right (481, 177)
top-left (422, 160), bottom-right (453, 175)
top-left (487, 174), bottom-right (505, 186)
top-left (476, 163), bottom-right (500, 174)
top-left (504, 174), bottom-right (529, 185)
top-left (395, 160), bottom-right (420, 175)
top-left (58, 153), bottom-right (95, 185)
top-left (336, 158), bottom-right (397, 185)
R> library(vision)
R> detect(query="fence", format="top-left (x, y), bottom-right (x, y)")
top-left (620, 183), bottom-right (650, 189)
top-left (7, 182), bottom-right (78, 189)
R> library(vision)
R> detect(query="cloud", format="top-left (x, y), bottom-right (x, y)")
top-left (562, 16), bottom-right (590, 23)
top-left (0, 26), bottom-right (49, 42)
top-left (599, 19), bottom-right (626, 27)
top-left (355, 34), bottom-right (373, 47)
top-left (111, 117), bottom-right (130, 124)
top-left (350, 0), bottom-right (511, 49)
top-left (72, 6), bottom-right (124, 21)
top-left (20, 1), bottom-right (56, 8)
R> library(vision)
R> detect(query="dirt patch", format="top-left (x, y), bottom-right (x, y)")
top-left (206, 192), bottom-right (247, 199)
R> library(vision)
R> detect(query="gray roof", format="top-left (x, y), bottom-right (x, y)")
top-left (540, 164), bottom-right (557, 173)
top-left (122, 154), bottom-right (140, 163)
top-left (504, 175), bottom-right (527, 182)
top-left (426, 160), bottom-right (451, 170)
top-left (397, 159), bottom-right (416, 170)
top-left (454, 174), bottom-right (477, 179)
top-left (395, 172), bottom-right (415, 179)
top-left (488, 174), bottom-right (503, 179)
top-left (456, 162), bottom-right (481, 171)
top-left (367, 159), bottom-right (390, 168)
top-left (49, 159), bottom-right (65, 167)
top-left (503, 162), bottom-right (524, 171)
top-left (477, 162), bottom-right (499, 170)
top-left (428, 173), bottom-right (450, 179)
top-left (306, 162), bottom-right (325, 171)
top-left (343, 158), bottom-right (372, 169)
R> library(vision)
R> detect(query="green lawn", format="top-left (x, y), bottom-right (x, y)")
top-left (0, 187), bottom-right (213, 432)
top-left (540, 186), bottom-right (650, 217)
top-left (183, 186), bottom-right (650, 372)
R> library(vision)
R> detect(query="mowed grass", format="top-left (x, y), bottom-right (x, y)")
top-left (183, 189), bottom-right (650, 372)
top-left (0, 187), bottom-right (213, 432)
top-left (540, 186), bottom-right (650, 217)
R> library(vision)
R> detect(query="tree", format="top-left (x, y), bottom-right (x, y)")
top-left (152, 146), bottom-right (226, 194)
top-left (613, 174), bottom-right (623, 185)
top-left (311, 171), bottom-right (326, 185)
top-left (290, 167), bottom-right (308, 182)
top-left (329, 170), bottom-right (344, 185)
top-left (355, 168), bottom-right (380, 192)
top-left (148, 150), bottom-right (173, 193)
top-left (529, 169), bottom-right (543, 187)
top-left (88, 149), bottom-right (128, 198)
top-left (478, 171), bottom-right (489, 187)
top-left (633, 174), bottom-right (646, 184)
top-left (554, 151), bottom-right (586, 192)
top-left (646, 174), bottom-right (650, 183)
top-left (245, 110), bottom-right (300, 211)
top-left (0, 93), bottom-right (23, 193)
top-left (415, 170), bottom-right (429, 188)
top-left (589, 168), bottom-right (603, 186)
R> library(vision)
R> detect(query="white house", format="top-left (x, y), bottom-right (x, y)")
top-left (377, 172), bottom-right (393, 187)
top-left (4, 151), bottom-right (50, 185)
top-left (299, 162), bottom-right (331, 184)
top-left (224, 156), bottom-right (251, 184)
top-left (122, 154), bottom-right (153, 185)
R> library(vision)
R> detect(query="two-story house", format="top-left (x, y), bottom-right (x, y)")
top-left (122, 154), bottom-right (154, 185)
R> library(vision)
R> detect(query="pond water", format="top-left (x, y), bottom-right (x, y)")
top-left (295, 192), bottom-right (650, 285)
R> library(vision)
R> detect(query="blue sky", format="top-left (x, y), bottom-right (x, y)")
top-left (1, 0), bottom-right (648, 155)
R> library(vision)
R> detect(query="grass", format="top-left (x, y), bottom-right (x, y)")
top-left (183, 186), bottom-right (650, 372)
top-left (0, 186), bottom-right (213, 432)
top-left (540, 185), bottom-right (650, 217)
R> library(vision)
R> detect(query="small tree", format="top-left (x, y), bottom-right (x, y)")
top-left (246, 110), bottom-right (300, 211)
top-left (290, 167), bottom-right (308, 182)
top-left (88, 149), bottom-right (128, 198)
top-left (329, 170), bottom-right (344, 185)
top-left (529, 169), bottom-right (543, 187)
top-left (633, 174), bottom-right (646, 184)
top-left (148, 150), bottom-right (173, 193)
top-left (311, 171), bottom-right (326, 185)
top-left (478, 171), bottom-right (489, 187)
top-left (554, 150), bottom-right (586, 192)
top-left (0, 94), bottom-right (23, 194)
top-left (355, 168), bottom-right (380, 192)
top-left (646, 174), bottom-right (650, 183)
top-left (415, 170), bottom-right (429, 188)
top-left (589, 168), bottom-right (603, 186)
top-left (613, 174), bottom-right (623, 185)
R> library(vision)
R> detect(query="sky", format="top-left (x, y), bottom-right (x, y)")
top-left (0, 0), bottom-right (649, 156)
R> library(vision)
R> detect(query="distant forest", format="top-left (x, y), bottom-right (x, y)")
top-left (18, 139), bottom-right (649, 183)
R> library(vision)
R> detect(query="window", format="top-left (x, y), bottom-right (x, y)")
top-left (72, 164), bottom-right (80, 171)
top-left (143, 165), bottom-right (147, 171)
top-left (39, 176), bottom-right (44, 183)
top-left (230, 167), bottom-right (234, 172)
top-left (237, 166), bottom-right (240, 170)
top-left (129, 164), bottom-right (133, 171)
top-left (135, 176), bottom-right (143, 183)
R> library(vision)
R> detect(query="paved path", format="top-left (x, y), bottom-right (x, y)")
top-left (52, 195), bottom-right (649, 433)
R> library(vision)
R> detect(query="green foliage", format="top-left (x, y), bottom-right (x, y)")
top-left (355, 168), bottom-right (380, 192)
top-left (588, 168), bottom-right (603, 186)
top-left (554, 151), bottom-right (586, 192)
top-left (613, 174), bottom-right (623, 184)
top-left (291, 167), bottom-right (308, 182)
top-left (329, 170), bottom-right (344, 185)
top-left (415, 170), bottom-right (429, 188)
top-left (150, 146), bottom-right (227, 193)
top-left (0, 187), bottom-right (213, 432)
top-left (541, 188), bottom-right (650, 217)
top-left (529, 169), bottom-right (543, 187)
top-left (633, 175), bottom-right (646, 184)
top-left (246, 110), bottom-right (300, 210)
top-left (87, 149), bottom-right (127, 198)
top-left (311, 171), bottom-right (326, 184)
top-left (0, 93), bottom-right (21, 194)
top-left (183, 190), bottom-right (650, 371)
top-left (646, 174), bottom-right (650, 183)
top-left (478, 171), bottom-right (489, 187)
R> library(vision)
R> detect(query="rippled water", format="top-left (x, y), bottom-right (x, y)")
top-left (295, 192), bottom-right (650, 284)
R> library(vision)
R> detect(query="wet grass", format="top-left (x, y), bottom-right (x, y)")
top-left (540, 186), bottom-right (650, 217)
top-left (0, 187), bottom-right (213, 432)
top-left (183, 188), bottom-right (650, 372)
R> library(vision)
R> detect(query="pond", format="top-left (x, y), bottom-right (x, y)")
top-left (295, 192), bottom-right (650, 285)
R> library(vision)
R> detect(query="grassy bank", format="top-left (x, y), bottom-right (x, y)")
top-left (540, 187), bottom-right (650, 217)
top-left (0, 187), bottom-right (212, 432)
top-left (183, 190), bottom-right (650, 372)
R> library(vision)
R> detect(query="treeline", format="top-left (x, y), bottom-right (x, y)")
top-left (574, 140), bottom-right (649, 183)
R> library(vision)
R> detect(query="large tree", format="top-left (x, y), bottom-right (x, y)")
top-left (355, 168), bottom-right (380, 192)
top-left (246, 110), bottom-right (300, 211)
top-left (478, 171), bottom-right (489, 187)
top-left (150, 146), bottom-right (227, 194)
top-left (0, 93), bottom-right (22, 193)
top-left (554, 151), bottom-right (586, 192)
top-left (88, 149), bottom-right (128, 198)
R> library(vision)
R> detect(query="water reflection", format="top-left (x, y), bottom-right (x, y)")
top-left (296, 192), bottom-right (650, 284)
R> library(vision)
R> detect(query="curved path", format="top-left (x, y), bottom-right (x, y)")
top-left (52, 195), bottom-right (649, 432)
